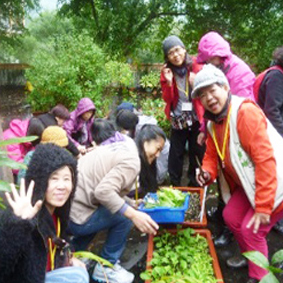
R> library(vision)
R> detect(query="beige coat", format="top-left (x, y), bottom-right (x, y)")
top-left (70, 136), bottom-right (140, 224)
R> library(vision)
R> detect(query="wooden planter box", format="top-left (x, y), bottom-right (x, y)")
top-left (145, 229), bottom-right (224, 283)
top-left (176, 187), bottom-right (207, 228)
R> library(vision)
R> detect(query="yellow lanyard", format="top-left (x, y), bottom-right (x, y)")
top-left (212, 106), bottom-right (232, 169)
top-left (176, 73), bottom-right (189, 98)
top-left (48, 217), bottom-right (61, 271)
top-left (135, 178), bottom-right (138, 206)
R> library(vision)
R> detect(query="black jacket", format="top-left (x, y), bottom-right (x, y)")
top-left (258, 69), bottom-right (283, 136)
top-left (0, 144), bottom-right (77, 283)
top-left (37, 112), bottom-right (58, 128)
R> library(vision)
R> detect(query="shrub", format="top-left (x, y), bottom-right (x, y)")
top-left (26, 32), bottom-right (134, 117)
top-left (140, 97), bottom-right (170, 137)
top-left (140, 71), bottom-right (160, 90)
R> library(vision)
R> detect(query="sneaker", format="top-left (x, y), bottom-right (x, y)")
top-left (92, 262), bottom-right (134, 283)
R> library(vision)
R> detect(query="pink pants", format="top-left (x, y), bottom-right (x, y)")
top-left (223, 188), bottom-right (283, 280)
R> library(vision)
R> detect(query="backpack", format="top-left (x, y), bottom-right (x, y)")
top-left (253, 65), bottom-right (283, 102)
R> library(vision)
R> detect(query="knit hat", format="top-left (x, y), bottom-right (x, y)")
top-left (41, 126), bottom-right (68, 147)
top-left (117, 102), bottom-right (135, 112)
top-left (162, 35), bottom-right (185, 56)
top-left (191, 64), bottom-right (230, 98)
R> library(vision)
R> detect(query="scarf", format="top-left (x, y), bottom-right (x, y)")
top-left (166, 53), bottom-right (193, 77)
top-left (101, 131), bottom-right (126, 145)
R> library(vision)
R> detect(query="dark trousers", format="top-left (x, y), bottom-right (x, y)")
top-left (168, 122), bottom-right (205, 186)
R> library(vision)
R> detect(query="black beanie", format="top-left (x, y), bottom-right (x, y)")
top-left (162, 35), bottom-right (185, 56)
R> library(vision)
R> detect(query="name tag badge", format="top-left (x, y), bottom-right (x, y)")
top-left (182, 102), bottom-right (192, 112)
top-left (187, 118), bottom-right (192, 127)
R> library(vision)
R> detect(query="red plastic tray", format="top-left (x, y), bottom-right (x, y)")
top-left (145, 228), bottom-right (224, 283)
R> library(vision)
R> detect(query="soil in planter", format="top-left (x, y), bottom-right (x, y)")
top-left (185, 192), bottom-right (201, 222)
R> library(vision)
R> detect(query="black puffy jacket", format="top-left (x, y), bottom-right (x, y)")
top-left (0, 144), bottom-right (77, 283)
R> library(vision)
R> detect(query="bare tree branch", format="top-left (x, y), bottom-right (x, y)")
top-left (89, 0), bottom-right (99, 29)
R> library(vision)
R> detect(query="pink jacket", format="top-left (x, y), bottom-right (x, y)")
top-left (63, 97), bottom-right (95, 147)
top-left (197, 31), bottom-right (255, 101)
top-left (3, 119), bottom-right (33, 174)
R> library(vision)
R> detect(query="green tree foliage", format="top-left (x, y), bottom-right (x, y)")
top-left (0, 0), bottom-right (40, 61)
top-left (26, 30), bottom-right (134, 115)
top-left (57, 0), bottom-right (283, 71)
top-left (8, 11), bottom-right (75, 63)
top-left (0, 0), bottom-right (40, 34)
top-left (57, 0), bottom-right (186, 57)
top-left (181, 0), bottom-right (283, 71)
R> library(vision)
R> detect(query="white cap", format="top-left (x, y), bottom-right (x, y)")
top-left (192, 64), bottom-right (229, 98)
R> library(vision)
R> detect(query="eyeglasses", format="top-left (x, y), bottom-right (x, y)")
top-left (167, 47), bottom-right (185, 58)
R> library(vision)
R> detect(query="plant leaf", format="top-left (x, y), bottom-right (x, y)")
top-left (0, 158), bottom-right (27, 170)
top-left (140, 272), bottom-right (151, 280)
top-left (243, 251), bottom-right (269, 270)
top-left (267, 265), bottom-right (283, 274)
top-left (260, 272), bottom-right (280, 283)
top-left (0, 180), bottom-right (11, 192)
top-left (0, 136), bottom-right (38, 146)
top-left (0, 201), bottom-right (6, 210)
top-left (271, 249), bottom-right (283, 265)
top-left (73, 251), bottom-right (113, 268)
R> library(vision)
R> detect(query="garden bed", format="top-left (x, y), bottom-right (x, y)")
top-left (142, 228), bottom-right (224, 283)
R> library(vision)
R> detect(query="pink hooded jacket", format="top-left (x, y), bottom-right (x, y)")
top-left (197, 31), bottom-right (255, 101)
top-left (3, 119), bottom-right (33, 174)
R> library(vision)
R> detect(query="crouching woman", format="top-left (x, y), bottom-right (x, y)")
top-left (0, 144), bottom-right (89, 283)
top-left (193, 64), bottom-right (283, 283)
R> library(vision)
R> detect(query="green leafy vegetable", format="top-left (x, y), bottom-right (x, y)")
top-left (144, 187), bottom-right (189, 208)
top-left (140, 228), bottom-right (219, 283)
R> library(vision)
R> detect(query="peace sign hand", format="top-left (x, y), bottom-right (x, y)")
top-left (5, 179), bottom-right (43, 220)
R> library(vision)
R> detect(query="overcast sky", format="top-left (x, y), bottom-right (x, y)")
top-left (40, 0), bottom-right (58, 11)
